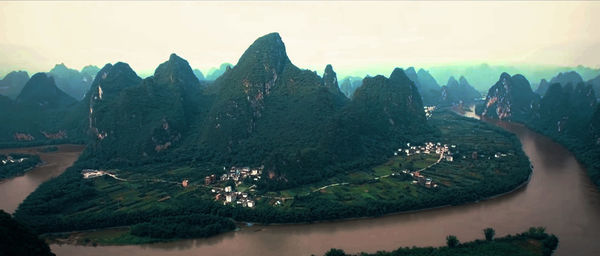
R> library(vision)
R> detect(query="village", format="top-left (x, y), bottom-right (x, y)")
top-left (201, 166), bottom-right (263, 208)
top-left (393, 141), bottom-right (455, 189)
top-left (0, 155), bottom-right (28, 165)
top-left (393, 141), bottom-right (510, 189)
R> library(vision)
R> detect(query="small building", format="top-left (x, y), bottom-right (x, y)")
top-left (182, 179), bottom-right (189, 188)
top-left (225, 186), bottom-right (232, 193)
top-left (226, 193), bottom-right (236, 203)
top-left (247, 200), bottom-right (255, 208)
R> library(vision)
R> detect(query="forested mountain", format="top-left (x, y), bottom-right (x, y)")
top-left (323, 64), bottom-right (346, 97)
top-left (0, 71), bottom-right (29, 99)
top-left (478, 71), bottom-right (600, 188)
top-left (0, 73), bottom-right (78, 143)
top-left (83, 55), bottom-right (204, 164)
top-left (440, 76), bottom-right (481, 105)
top-left (477, 73), bottom-right (539, 122)
top-left (535, 71), bottom-right (584, 96)
top-left (1, 33), bottom-right (428, 189)
top-left (587, 75), bottom-right (600, 98)
top-left (16, 73), bottom-right (77, 108)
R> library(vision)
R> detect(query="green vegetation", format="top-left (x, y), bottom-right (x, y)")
top-left (0, 153), bottom-right (41, 179)
top-left (13, 110), bottom-right (531, 244)
top-left (323, 227), bottom-right (558, 256)
top-left (0, 210), bottom-right (54, 256)
top-left (130, 214), bottom-right (235, 239)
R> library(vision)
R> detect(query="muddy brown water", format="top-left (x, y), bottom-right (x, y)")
top-left (0, 144), bottom-right (85, 214)
top-left (1, 117), bottom-right (599, 256)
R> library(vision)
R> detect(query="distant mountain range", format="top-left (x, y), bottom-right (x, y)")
top-left (427, 64), bottom-right (600, 92)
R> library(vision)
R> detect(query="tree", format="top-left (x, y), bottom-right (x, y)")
top-left (484, 227), bottom-right (495, 241)
top-left (324, 248), bottom-right (346, 256)
top-left (446, 235), bottom-right (459, 248)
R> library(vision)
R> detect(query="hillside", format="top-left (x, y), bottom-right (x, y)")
top-left (478, 71), bottom-right (600, 189)
top-left (477, 73), bottom-right (539, 122)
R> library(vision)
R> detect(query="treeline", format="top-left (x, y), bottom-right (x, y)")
top-left (0, 153), bottom-right (41, 179)
top-left (130, 214), bottom-right (235, 239)
top-left (324, 227), bottom-right (559, 256)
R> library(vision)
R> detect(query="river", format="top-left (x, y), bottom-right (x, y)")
top-left (0, 144), bottom-right (85, 214)
top-left (1, 117), bottom-right (599, 255)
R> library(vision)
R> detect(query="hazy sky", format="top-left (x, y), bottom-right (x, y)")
top-left (1, 1), bottom-right (599, 78)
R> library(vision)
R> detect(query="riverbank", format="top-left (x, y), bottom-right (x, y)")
top-left (0, 144), bottom-right (85, 214)
top-left (325, 227), bottom-right (559, 256)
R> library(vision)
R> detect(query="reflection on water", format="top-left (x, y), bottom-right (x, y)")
top-left (6, 120), bottom-right (600, 256)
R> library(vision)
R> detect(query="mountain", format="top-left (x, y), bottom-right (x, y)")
top-left (535, 79), bottom-right (549, 96)
top-left (348, 68), bottom-right (426, 138)
top-left (0, 71), bottom-right (29, 99)
top-left (2, 33), bottom-right (428, 190)
top-left (193, 68), bottom-right (205, 81)
top-left (535, 71), bottom-right (584, 96)
top-left (339, 76), bottom-right (362, 98)
top-left (478, 73), bottom-right (539, 122)
top-left (16, 73), bottom-right (77, 108)
top-left (587, 75), bottom-right (600, 99)
top-left (48, 63), bottom-right (99, 100)
top-left (440, 76), bottom-right (481, 105)
top-left (205, 63), bottom-right (233, 80)
top-left (82, 55), bottom-right (205, 162)
top-left (81, 65), bottom-right (101, 78)
top-left (536, 82), bottom-right (597, 135)
top-left (417, 68), bottom-right (441, 93)
top-left (198, 33), bottom-right (352, 185)
top-left (322, 64), bottom-right (345, 97)
top-left (427, 63), bottom-right (600, 92)
top-left (0, 73), bottom-right (77, 143)
top-left (404, 67), bottom-right (441, 105)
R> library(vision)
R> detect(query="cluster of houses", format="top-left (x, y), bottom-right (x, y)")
top-left (210, 185), bottom-right (255, 208)
top-left (395, 142), bottom-right (456, 162)
top-left (212, 166), bottom-right (263, 185)
top-left (424, 106), bottom-right (436, 119)
top-left (394, 142), bottom-right (457, 189)
top-left (0, 155), bottom-right (27, 165)
top-left (202, 166), bottom-right (263, 208)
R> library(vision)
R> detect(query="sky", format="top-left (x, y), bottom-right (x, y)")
top-left (0, 1), bottom-right (599, 79)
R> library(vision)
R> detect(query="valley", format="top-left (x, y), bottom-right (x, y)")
top-left (0, 4), bottom-right (599, 255)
